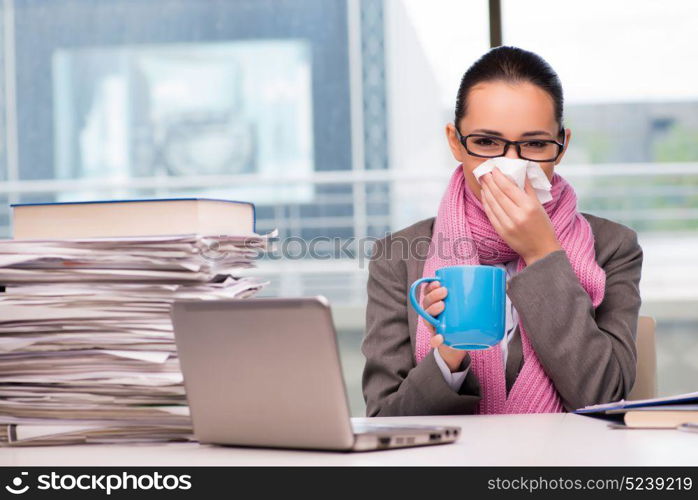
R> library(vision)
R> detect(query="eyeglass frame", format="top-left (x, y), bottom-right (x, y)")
top-left (454, 125), bottom-right (566, 162)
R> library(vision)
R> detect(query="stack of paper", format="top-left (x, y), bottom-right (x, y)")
top-left (0, 232), bottom-right (274, 446)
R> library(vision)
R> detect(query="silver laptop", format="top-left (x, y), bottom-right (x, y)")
top-left (170, 296), bottom-right (460, 452)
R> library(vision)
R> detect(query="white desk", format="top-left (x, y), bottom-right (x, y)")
top-left (2, 414), bottom-right (697, 466)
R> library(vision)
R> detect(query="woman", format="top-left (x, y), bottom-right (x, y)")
top-left (361, 46), bottom-right (643, 416)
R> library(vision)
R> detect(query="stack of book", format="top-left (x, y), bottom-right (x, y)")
top-left (0, 198), bottom-right (274, 445)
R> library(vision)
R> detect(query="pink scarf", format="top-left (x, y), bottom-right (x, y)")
top-left (414, 165), bottom-right (606, 414)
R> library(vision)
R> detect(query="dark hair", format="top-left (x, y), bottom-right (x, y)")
top-left (454, 46), bottom-right (564, 134)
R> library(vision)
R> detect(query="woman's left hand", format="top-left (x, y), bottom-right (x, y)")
top-left (480, 166), bottom-right (563, 266)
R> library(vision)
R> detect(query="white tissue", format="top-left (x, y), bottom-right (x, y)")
top-left (472, 157), bottom-right (553, 204)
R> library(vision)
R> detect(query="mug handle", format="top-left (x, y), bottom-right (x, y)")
top-left (409, 277), bottom-right (441, 329)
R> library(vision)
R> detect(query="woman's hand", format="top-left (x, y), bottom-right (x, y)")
top-left (480, 166), bottom-right (563, 266)
top-left (421, 281), bottom-right (468, 372)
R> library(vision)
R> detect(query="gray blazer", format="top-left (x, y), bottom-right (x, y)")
top-left (361, 212), bottom-right (643, 416)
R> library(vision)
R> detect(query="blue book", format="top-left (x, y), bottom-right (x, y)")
top-left (11, 197), bottom-right (257, 239)
top-left (574, 391), bottom-right (698, 415)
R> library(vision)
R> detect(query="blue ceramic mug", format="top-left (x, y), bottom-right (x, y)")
top-left (409, 265), bottom-right (506, 350)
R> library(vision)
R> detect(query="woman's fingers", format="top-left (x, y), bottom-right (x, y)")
top-left (423, 283), bottom-right (447, 310)
top-left (429, 334), bottom-right (444, 349)
top-left (421, 282), bottom-right (447, 335)
top-left (425, 299), bottom-right (444, 317)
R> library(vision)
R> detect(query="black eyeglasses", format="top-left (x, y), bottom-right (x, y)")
top-left (455, 126), bottom-right (566, 162)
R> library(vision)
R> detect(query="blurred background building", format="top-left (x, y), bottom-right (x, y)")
top-left (0, 0), bottom-right (696, 416)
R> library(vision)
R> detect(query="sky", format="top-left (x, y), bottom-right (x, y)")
top-left (401, 0), bottom-right (698, 107)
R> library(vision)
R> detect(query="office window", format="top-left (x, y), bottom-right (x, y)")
top-left (502, 0), bottom-right (698, 397)
top-left (1, 0), bottom-right (692, 416)
top-left (0, 0), bottom-right (386, 416)
top-left (53, 41), bottom-right (314, 203)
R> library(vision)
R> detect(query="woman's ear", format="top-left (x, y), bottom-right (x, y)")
top-left (445, 123), bottom-right (467, 163)
top-left (555, 127), bottom-right (572, 166)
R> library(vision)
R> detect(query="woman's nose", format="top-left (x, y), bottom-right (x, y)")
top-left (504, 145), bottom-right (520, 159)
